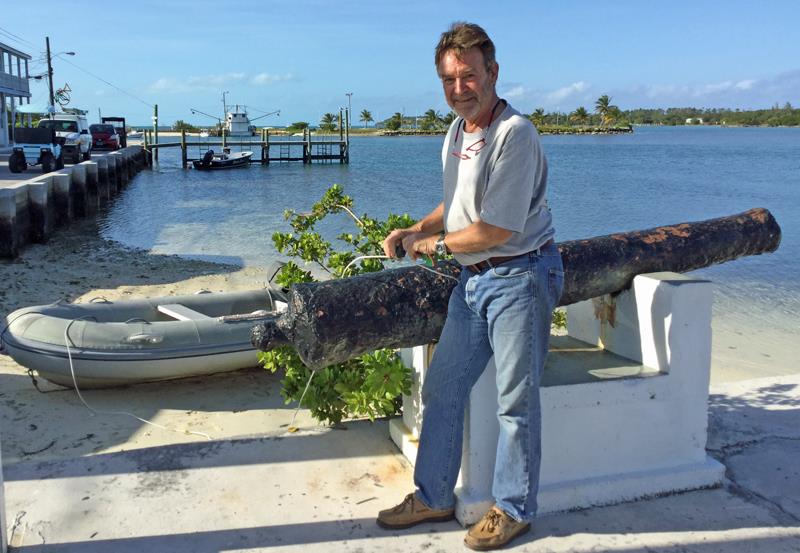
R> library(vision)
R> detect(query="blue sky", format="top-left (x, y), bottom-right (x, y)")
top-left (3, 0), bottom-right (799, 126)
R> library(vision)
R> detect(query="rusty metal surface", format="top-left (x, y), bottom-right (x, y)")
top-left (558, 207), bottom-right (781, 305)
top-left (251, 208), bottom-right (781, 369)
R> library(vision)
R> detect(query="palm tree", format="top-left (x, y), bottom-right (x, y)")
top-left (570, 106), bottom-right (589, 126)
top-left (441, 111), bottom-right (457, 126)
top-left (606, 106), bottom-right (623, 126)
top-left (422, 108), bottom-right (442, 130)
top-left (530, 108), bottom-right (545, 127)
top-left (385, 112), bottom-right (403, 131)
top-left (595, 95), bottom-right (618, 126)
top-left (320, 112), bottom-right (337, 132)
top-left (360, 109), bottom-right (373, 128)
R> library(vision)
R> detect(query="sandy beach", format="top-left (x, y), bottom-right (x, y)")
top-left (0, 218), bottom-right (326, 465)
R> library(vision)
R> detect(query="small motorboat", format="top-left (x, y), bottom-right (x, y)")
top-left (1, 288), bottom-right (286, 389)
top-left (193, 148), bottom-right (253, 170)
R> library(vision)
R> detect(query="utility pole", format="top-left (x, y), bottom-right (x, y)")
top-left (45, 36), bottom-right (55, 118)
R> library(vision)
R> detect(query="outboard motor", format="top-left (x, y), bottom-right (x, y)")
top-left (202, 149), bottom-right (214, 167)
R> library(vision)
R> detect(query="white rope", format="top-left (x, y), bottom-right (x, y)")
top-left (341, 254), bottom-right (460, 282)
top-left (64, 319), bottom-right (213, 441)
top-left (286, 370), bottom-right (316, 433)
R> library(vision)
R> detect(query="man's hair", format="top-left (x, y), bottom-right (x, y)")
top-left (434, 22), bottom-right (496, 71)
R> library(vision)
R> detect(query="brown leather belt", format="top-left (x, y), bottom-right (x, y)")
top-left (464, 239), bottom-right (554, 274)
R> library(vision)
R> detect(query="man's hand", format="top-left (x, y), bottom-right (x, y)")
top-left (383, 228), bottom-right (414, 258)
top-left (402, 233), bottom-right (437, 261)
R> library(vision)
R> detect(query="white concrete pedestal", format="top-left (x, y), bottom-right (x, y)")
top-left (390, 272), bottom-right (725, 526)
top-left (1, 433), bottom-right (7, 553)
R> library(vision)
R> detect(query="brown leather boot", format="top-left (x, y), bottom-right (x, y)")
top-left (376, 492), bottom-right (455, 530)
top-left (464, 505), bottom-right (531, 551)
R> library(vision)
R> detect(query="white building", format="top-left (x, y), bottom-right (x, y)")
top-left (0, 41), bottom-right (32, 148)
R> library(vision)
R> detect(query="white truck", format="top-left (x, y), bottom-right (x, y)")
top-left (36, 109), bottom-right (92, 164)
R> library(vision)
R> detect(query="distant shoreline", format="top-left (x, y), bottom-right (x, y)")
top-left (128, 124), bottom-right (800, 138)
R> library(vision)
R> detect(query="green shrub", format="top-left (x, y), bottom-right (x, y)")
top-left (258, 184), bottom-right (415, 426)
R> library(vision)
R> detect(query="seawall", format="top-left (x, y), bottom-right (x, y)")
top-left (0, 147), bottom-right (147, 259)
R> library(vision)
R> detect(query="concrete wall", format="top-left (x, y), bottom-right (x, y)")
top-left (0, 147), bottom-right (146, 258)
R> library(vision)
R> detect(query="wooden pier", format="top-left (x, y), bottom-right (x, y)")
top-left (142, 109), bottom-right (351, 168)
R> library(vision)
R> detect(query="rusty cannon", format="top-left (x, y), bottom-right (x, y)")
top-left (251, 208), bottom-right (781, 369)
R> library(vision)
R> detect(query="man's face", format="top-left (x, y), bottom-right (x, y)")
top-left (438, 47), bottom-right (498, 124)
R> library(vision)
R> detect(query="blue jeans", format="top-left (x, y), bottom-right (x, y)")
top-left (413, 243), bottom-right (564, 522)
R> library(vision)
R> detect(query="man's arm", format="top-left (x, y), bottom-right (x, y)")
top-left (407, 219), bottom-right (512, 260)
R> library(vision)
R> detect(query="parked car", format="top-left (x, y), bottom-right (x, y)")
top-left (90, 123), bottom-right (120, 150)
top-left (8, 127), bottom-right (64, 174)
top-left (102, 116), bottom-right (127, 148)
top-left (37, 111), bottom-right (92, 164)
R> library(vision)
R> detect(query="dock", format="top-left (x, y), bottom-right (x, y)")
top-left (142, 109), bottom-right (351, 168)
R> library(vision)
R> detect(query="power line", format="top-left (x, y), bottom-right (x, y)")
top-left (54, 54), bottom-right (154, 109)
top-left (0, 26), bottom-right (39, 50)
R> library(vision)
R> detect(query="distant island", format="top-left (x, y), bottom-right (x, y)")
top-left (154, 96), bottom-right (800, 136)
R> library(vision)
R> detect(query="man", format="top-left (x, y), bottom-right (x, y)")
top-left (377, 22), bottom-right (564, 551)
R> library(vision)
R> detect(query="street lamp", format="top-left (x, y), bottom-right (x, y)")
top-left (45, 36), bottom-right (75, 117)
top-left (345, 92), bottom-right (353, 129)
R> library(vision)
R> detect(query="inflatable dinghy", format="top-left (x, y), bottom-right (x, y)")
top-left (1, 289), bottom-right (286, 389)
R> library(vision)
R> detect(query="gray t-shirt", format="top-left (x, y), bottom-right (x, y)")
top-left (441, 102), bottom-right (555, 266)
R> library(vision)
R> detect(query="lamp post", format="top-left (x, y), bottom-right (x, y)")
top-left (45, 36), bottom-right (75, 118)
top-left (345, 92), bottom-right (353, 129)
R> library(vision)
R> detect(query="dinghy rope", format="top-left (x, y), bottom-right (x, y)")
top-left (63, 317), bottom-right (213, 441)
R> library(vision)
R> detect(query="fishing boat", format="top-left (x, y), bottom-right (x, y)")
top-left (226, 104), bottom-right (256, 136)
top-left (192, 148), bottom-right (253, 170)
top-left (1, 288), bottom-right (286, 389)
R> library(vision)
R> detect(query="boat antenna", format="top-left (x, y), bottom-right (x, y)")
top-left (189, 108), bottom-right (222, 124)
top-left (249, 109), bottom-right (280, 123)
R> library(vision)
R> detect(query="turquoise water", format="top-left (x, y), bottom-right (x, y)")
top-left (100, 127), bottom-right (799, 375)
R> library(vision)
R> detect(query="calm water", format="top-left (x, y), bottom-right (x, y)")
top-left (101, 127), bottom-right (800, 375)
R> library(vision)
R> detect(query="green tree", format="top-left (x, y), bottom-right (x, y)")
top-left (420, 108), bottom-right (442, 131)
top-left (173, 119), bottom-right (199, 132)
top-left (595, 95), bottom-right (618, 126)
top-left (385, 112), bottom-right (403, 131)
top-left (286, 121), bottom-right (309, 133)
top-left (319, 112), bottom-right (337, 132)
top-left (359, 109), bottom-right (373, 128)
top-left (530, 108), bottom-right (545, 127)
top-left (569, 106), bottom-right (589, 125)
top-left (441, 111), bottom-right (457, 126)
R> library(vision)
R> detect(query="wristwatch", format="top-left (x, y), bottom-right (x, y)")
top-left (435, 234), bottom-right (448, 257)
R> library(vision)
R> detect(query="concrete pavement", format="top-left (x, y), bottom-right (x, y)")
top-left (1, 367), bottom-right (798, 552)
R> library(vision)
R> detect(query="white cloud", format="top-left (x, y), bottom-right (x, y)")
top-left (503, 85), bottom-right (525, 99)
top-left (695, 81), bottom-right (735, 96)
top-left (146, 73), bottom-right (248, 94)
top-left (545, 81), bottom-right (588, 103)
top-left (614, 70), bottom-right (800, 109)
top-left (251, 72), bottom-right (294, 85)
top-left (190, 72), bottom-right (246, 86)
